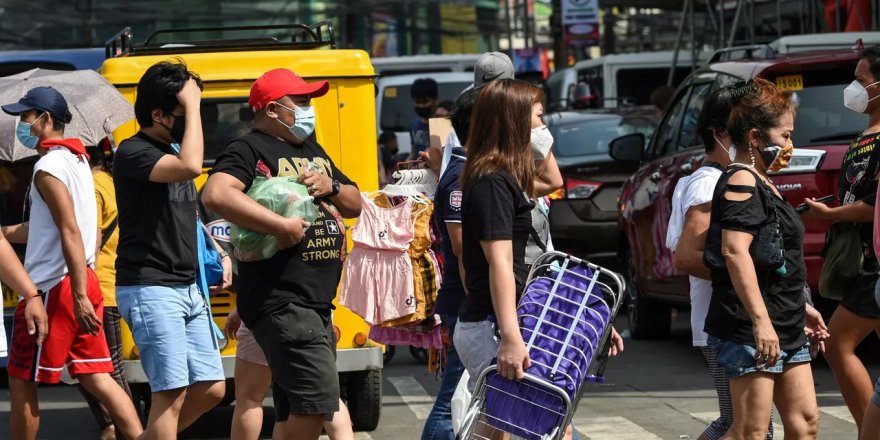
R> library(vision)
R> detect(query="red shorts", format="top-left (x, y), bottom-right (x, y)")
top-left (8, 268), bottom-right (113, 383)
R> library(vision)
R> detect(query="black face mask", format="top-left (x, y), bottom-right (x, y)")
top-left (414, 105), bottom-right (433, 119)
top-left (160, 114), bottom-right (186, 144)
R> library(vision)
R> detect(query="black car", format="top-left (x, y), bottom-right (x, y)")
top-left (546, 107), bottom-right (658, 269)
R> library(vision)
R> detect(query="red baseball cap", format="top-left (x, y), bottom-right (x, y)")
top-left (249, 69), bottom-right (329, 111)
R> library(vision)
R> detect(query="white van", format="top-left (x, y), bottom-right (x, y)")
top-left (372, 54), bottom-right (479, 77)
top-left (769, 32), bottom-right (880, 53)
top-left (375, 72), bottom-right (472, 157)
top-left (546, 50), bottom-right (709, 111)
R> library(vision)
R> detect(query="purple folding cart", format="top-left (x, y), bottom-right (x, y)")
top-left (459, 251), bottom-right (625, 440)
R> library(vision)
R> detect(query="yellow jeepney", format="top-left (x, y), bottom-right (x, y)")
top-left (99, 22), bottom-right (383, 429)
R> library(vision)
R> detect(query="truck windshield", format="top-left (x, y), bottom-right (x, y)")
top-left (551, 116), bottom-right (655, 157)
top-left (201, 99), bottom-right (252, 163)
top-left (379, 81), bottom-right (471, 132)
top-left (768, 67), bottom-right (868, 147)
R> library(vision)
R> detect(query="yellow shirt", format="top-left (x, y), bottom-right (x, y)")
top-left (93, 171), bottom-right (118, 307)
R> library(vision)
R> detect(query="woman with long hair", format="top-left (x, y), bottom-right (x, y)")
top-left (453, 79), bottom-right (581, 440)
top-left (454, 79), bottom-right (538, 388)
top-left (703, 78), bottom-right (822, 439)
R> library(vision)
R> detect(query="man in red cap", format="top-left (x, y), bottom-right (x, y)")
top-left (2, 86), bottom-right (143, 440)
top-left (204, 69), bottom-right (362, 439)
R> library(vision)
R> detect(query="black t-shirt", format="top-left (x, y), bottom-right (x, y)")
top-left (210, 130), bottom-right (355, 327)
top-left (433, 148), bottom-right (467, 316)
top-left (704, 166), bottom-right (807, 350)
top-left (838, 132), bottom-right (880, 270)
top-left (459, 170), bottom-right (533, 322)
top-left (114, 132), bottom-right (197, 286)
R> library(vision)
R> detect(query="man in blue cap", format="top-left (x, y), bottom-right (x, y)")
top-left (3, 86), bottom-right (143, 440)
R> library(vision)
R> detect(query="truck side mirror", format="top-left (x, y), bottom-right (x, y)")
top-left (609, 133), bottom-right (645, 162)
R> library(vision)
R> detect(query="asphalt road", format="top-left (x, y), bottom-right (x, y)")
top-left (0, 313), bottom-right (876, 439)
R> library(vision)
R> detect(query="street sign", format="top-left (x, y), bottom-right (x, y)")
top-left (562, 0), bottom-right (599, 26)
top-left (562, 0), bottom-right (600, 46)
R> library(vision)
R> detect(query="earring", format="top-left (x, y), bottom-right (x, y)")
top-left (748, 142), bottom-right (756, 167)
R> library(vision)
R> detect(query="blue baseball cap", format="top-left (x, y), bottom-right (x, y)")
top-left (2, 86), bottom-right (72, 124)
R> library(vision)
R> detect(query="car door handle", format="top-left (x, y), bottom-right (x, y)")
top-left (649, 171), bottom-right (661, 183)
top-left (679, 163), bottom-right (693, 174)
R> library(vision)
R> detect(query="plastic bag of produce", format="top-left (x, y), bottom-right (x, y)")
top-left (230, 176), bottom-right (319, 261)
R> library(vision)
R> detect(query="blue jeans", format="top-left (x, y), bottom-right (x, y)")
top-left (422, 315), bottom-right (465, 440)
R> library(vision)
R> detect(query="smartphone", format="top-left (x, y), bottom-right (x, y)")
top-left (795, 194), bottom-right (836, 213)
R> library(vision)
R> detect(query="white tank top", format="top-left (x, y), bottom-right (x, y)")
top-left (25, 148), bottom-right (97, 292)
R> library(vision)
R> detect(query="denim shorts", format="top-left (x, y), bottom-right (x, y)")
top-left (707, 335), bottom-right (811, 379)
top-left (453, 320), bottom-right (499, 392)
top-left (873, 376), bottom-right (880, 407)
top-left (116, 284), bottom-right (225, 392)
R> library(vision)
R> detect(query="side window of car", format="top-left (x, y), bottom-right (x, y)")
top-left (677, 83), bottom-right (712, 150)
top-left (652, 89), bottom-right (690, 158)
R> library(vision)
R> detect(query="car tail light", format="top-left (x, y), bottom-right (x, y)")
top-left (564, 178), bottom-right (603, 199)
top-left (768, 149), bottom-right (826, 175)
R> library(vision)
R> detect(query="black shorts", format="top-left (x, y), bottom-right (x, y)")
top-left (840, 273), bottom-right (880, 320)
top-left (251, 302), bottom-right (339, 420)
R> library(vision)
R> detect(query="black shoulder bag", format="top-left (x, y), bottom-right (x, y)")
top-left (704, 165), bottom-right (785, 272)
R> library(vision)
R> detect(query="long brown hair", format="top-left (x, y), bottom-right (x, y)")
top-left (461, 79), bottom-right (541, 196)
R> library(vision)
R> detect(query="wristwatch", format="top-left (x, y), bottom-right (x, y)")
top-left (219, 250), bottom-right (230, 260)
top-left (330, 179), bottom-right (341, 197)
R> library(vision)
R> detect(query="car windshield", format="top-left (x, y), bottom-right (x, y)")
top-left (379, 81), bottom-right (472, 132)
top-left (774, 68), bottom-right (869, 147)
top-left (550, 116), bottom-right (656, 157)
top-left (201, 99), bottom-right (252, 163)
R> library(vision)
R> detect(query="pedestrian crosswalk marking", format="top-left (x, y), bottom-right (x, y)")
top-left (690, 405), bottom-right (857, 430)
top-left (571, 415), bottom-right (662, 439)
top-left (690, 411), bottom-right (784, 434)
top-left (819, 406), bottom-right (856, 424)
top-left (388, 376), bottom-right (435, 420)
top-left (319, 433), bottom-right (373, 440)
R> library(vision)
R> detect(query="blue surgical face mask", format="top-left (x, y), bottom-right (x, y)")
top-left (16, 113), bottom-right (45, 150)
top-left (273, 101), bottom-right (316, 142)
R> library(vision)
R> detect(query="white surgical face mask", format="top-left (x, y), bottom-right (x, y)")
top-left (714, 135), bottom-right (736, 162)
top-left (844, 80), bottom-right (880, 113)
top-left (530, 125), bottom-right (554, 160)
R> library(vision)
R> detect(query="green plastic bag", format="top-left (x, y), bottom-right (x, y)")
top-left (230, 176), bottom-right (319, 261)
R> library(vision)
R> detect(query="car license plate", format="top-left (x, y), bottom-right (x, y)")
top-left (776, 74), bottom-right (804, 91)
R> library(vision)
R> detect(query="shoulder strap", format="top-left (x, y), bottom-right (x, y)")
top-left (528, 202), bottom-right (548, 253)
top-left (196, 220), bottom-right (227, 343)
top-left (100, 216), bottom-right (118, 250)
top-left (727, 164), bottom-right (781, 219)
top-left (529, 227), bottom-right (548, 253)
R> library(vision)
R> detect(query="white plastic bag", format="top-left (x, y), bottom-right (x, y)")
top-left (450, 369), bottom-right (472, 434)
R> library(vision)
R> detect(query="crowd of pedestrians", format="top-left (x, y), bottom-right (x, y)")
top-left (665, 46), bottom-right (880, 440)
top-left (4, 41), bottom-right (880, 440)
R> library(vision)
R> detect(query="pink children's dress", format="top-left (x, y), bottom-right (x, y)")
top-left (339, 193), bottom-right (416, 325)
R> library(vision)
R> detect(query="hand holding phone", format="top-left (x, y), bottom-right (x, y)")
top-left (795, 194), bottom-right (836, 214)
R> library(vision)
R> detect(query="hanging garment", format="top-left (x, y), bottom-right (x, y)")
top-left (376, 195), bottom-right (437, 327)
top-left (369, 314), bottom-right (443, 349)
top-left (338, 194), bottom-right (416, 325)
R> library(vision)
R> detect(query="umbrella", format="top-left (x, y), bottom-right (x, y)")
top-left (0, 68), bottom-right (134, 162)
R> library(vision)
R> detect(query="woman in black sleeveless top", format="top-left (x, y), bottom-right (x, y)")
top-left (703, 79), bottom-right (827, 439)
